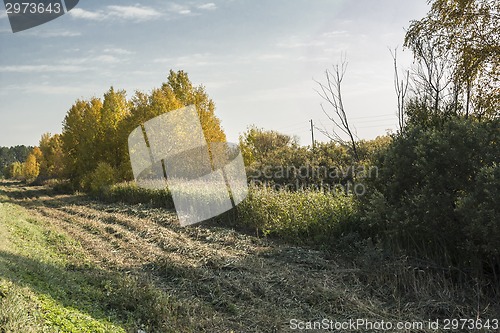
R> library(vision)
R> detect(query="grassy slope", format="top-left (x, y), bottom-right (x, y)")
top-left (0, 181), bottom-right (498, 333)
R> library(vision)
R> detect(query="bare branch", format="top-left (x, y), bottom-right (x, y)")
top-left (315, 57), bottom-right (359, 161)
top-left (390, 47), bottom-right (410, 131)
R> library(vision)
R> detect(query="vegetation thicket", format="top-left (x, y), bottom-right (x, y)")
top-left (1, 0), bottom-right (498, 297)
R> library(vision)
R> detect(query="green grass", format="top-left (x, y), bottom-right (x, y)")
top-left (2, 180), bottom-right (499, 332)
top-left (0, 202), bottom-right (127, 332)
top-left (0, 200), bottom-right (186, 333)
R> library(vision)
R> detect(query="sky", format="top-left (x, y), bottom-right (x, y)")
top-left (0, 0), bottom-right (430, 147)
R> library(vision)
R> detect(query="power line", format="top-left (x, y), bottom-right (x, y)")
top-left (275, 120), bottom-right (310, 131)
top-left (349, 113), bottom-right (395, 120)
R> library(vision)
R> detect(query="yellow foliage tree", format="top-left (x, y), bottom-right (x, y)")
top-left (39, 133), bottom-right (65, 179)
top-left (23, 151), bottom-right (40, 181)
top-left (61, 70), bottom-right (227, 189)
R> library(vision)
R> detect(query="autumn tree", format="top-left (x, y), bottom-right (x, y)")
top-left (39, 133), bottom-right (65, 179)
top-left (127, 70), bottom-right (226, 145)
top-left (61, 70), bottom-right (227, 190)
top-left (61, 98), bottom-right (103, 187)
top-left (98, 87), bottom-right (131, 179)
top-left (404, 0), bottom-right (500, 118)
top-left (163, 70), bottom-right (226, 144)
top-left (239, 126), bottom-right (299, 168)
top-left (124, 70), bottom-right (227, 180)
top-left (22, 147), bottom-right (42, 181)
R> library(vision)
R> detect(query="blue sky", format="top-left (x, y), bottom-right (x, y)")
top-left (0, 0), bottom-right (429, 147)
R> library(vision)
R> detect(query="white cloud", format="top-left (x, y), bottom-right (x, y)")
top-left (103, 48), bottom-right (134, 55)
top-left (28, 30), bottom-right (82, 37)
top-left (277, 40), bottom-right (326, 48)
top-left (2, 83), bottom-right (96, 95)
top-left (154, 51), bottom-right (295, 68)
top-left (0, 9), bottom-right (7, 19)
top-left (322, 30), bottom-right (348, 37)
top-left (60, 54), bottom-right (125, 66)
top-left (69, 8), bottom-right (106, 21)
top-left (167, 2), bottom-right (217, 15)
top-left (94, 55), bottom-right (121, 64)
top-left (257, 54), bottom-right (286, 61)
top-left (107, 5), bottom-right (162, 21)
top-left (70, 5), bottom-right (162, 22)
top-left (0, 65), bottom-right (85, 73)
top-left (154, 53), bottom-right (219, 67)
top-left (197, 3), bottom-right (217, 10)
top-left (168, 3), bottom-right (192, 15)
top-left (69, 3), bottom-right (215, 21)
top-left (27, 85), bottom-right (86, 95)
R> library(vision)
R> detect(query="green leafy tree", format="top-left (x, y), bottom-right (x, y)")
top-left (7, 162), bottom-right (24, 180)
top-left (87, 162), bottom-right (117, 195)
top-left (239, 126), bottom-right (299, 167)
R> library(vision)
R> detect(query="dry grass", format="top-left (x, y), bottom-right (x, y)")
top-left (1, 180), bottom-right (498, 332)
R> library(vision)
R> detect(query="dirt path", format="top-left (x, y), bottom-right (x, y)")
top-left (0, 181), bottom-right (437, 332)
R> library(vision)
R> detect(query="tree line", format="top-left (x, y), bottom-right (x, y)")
top-left (1, 70), bottom-right (226, 190)
top-left (0, 145), bottom-right (32, 179)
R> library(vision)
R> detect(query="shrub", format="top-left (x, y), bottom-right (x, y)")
top-left (237, 185), bottom-right (359, 245)
top-left (362, 117), bottom-right (500, 276)
top-left (47, 179), bottom-right (75, 194)
top-left (87, 162), bottom-right (116, 195)
top-left (456, 163), bottom-right (500, 274)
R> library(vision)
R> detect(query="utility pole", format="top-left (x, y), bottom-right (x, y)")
top-left (310, 119), bottom-right (315, 149)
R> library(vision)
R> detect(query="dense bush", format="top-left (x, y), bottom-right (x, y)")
top-left (86, 162), bottom-right (117, 195)
top-left (456, 163), bottom-right (500, 271)
top-left (361, 117), bottom-right (500, 275)
top-left (7, 162), bottom-right (24, 180)
top-left (237, 186), bottom-right (358, 245)
top-left (240, 126), bottom-right (390, 189)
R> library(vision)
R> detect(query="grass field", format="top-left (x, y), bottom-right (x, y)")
top-left (0, 180), bottom-right (498, 332)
